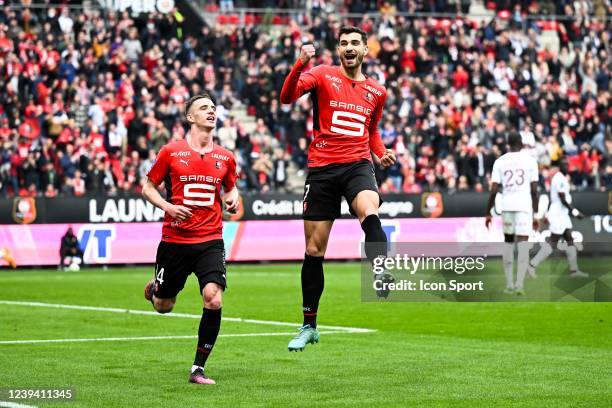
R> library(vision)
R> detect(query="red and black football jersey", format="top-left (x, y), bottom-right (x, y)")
top-left (147, 139), bottom-right (237, 244)
top-left (280, 60), bottom-right (387, 167)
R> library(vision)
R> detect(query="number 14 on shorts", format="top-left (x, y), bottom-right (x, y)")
top-left (156, 266), bottom-right (165, 285)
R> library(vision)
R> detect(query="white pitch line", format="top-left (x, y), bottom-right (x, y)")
top-left (0, 331), bottom-right (354, 345)
top-left (0, 402), bottom-right (38, 408)
top-left (0, 300), bottom-right (376, 333)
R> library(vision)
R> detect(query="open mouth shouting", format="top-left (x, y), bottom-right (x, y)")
top-left (344, 52), bottom-right (358, 64)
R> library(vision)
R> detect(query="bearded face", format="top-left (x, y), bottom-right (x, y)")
top-left (337, 32), bottom-right (367, 70)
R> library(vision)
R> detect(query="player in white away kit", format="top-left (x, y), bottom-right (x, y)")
top-left (529, 158), bottom-right (588, 278)
top-left (486, 132), bottom-right (539, 295)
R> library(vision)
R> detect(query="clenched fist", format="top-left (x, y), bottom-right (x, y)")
top-left (380, 149), bottom-right (397, 167)
top-left (300, 44), bottom-right (316, 64)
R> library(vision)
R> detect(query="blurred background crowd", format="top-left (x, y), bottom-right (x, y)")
top-left (0, 0), bottom-right (610, 198)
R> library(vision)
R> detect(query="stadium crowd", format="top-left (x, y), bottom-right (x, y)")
top-left (0, 0), bottom-right (610, 198)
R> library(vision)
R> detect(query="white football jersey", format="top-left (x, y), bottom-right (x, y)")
top-left (549, 171), bottom-right (571, 215)
top-left (492, 151), bottom-right (539, 212)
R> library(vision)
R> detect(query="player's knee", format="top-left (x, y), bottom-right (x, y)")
top-left (305, 245), bottom-right (325, 257)
top-left (352, 191), bottom-right (380, 219)
top-left (203, 284), bottom-right (223, 309)
top-left (154, 299), bottom-right (174, 314)
top-left (205, 299), bottom-right (222, 310)
top-left (204, 295), bottom-right (222, 310)
top-left (155, 305), bottom-right (173, 314)
top-left (357, 207), bottom-right (378, 222)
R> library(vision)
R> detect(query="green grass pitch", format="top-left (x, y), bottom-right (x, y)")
top-left (1, 263), bottom-right (611, 407)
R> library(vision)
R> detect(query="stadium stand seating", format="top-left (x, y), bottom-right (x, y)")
top-left (0, 0), bottom-right (609, 197)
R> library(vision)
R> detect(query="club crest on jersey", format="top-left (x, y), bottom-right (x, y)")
top-left (365, 91), bottom-right (373, 101)
top-left (215, 161), bottom-right (221, 169)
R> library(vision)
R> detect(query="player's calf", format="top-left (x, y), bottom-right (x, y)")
top-left (191, 283), bottom-right (223, 382)
top-left (361, 214), bottom-right (397, 299)
top-left (301, 254), bottom-right (324, 328)
top-left (361, 214), bottom-right (387, 261)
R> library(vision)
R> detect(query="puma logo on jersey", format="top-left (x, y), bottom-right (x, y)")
top-left (325, 74), bottom-right (342, 83)
top-left (331, 82), bottom-right (341, 92)
top-left (179, 159), bottom-right (189, 166)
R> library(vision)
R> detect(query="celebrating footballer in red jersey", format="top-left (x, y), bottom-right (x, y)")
top-left (146, 139), bottom-right (237, 244)
top-left (280, 26), bottom-right (396, 352)
top-left (142, 93), bottom-right (239, 385)
top-left (280, 51), bottom-right (388, 168)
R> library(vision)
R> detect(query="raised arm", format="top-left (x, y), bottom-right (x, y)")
top-left (279, 44), bottom-right (317, 104)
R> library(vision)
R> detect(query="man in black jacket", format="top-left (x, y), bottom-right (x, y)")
top-left (59, 227), bottom-right (84, 270)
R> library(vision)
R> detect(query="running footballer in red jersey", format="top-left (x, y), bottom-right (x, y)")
top-left (280, 26), bottom-right (397, 352)
top-left (142, 93), bottom-right (239, 385)
top-left (146, 134), bottom-right (236, 244)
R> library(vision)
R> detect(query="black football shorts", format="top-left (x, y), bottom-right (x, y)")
top-left (302, 159), bottom-right (381, 221)
top-left (153, 239), bottom-right (226, 299)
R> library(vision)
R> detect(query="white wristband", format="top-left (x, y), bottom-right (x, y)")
top-left (571, 208), bottom-right (580, 217)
